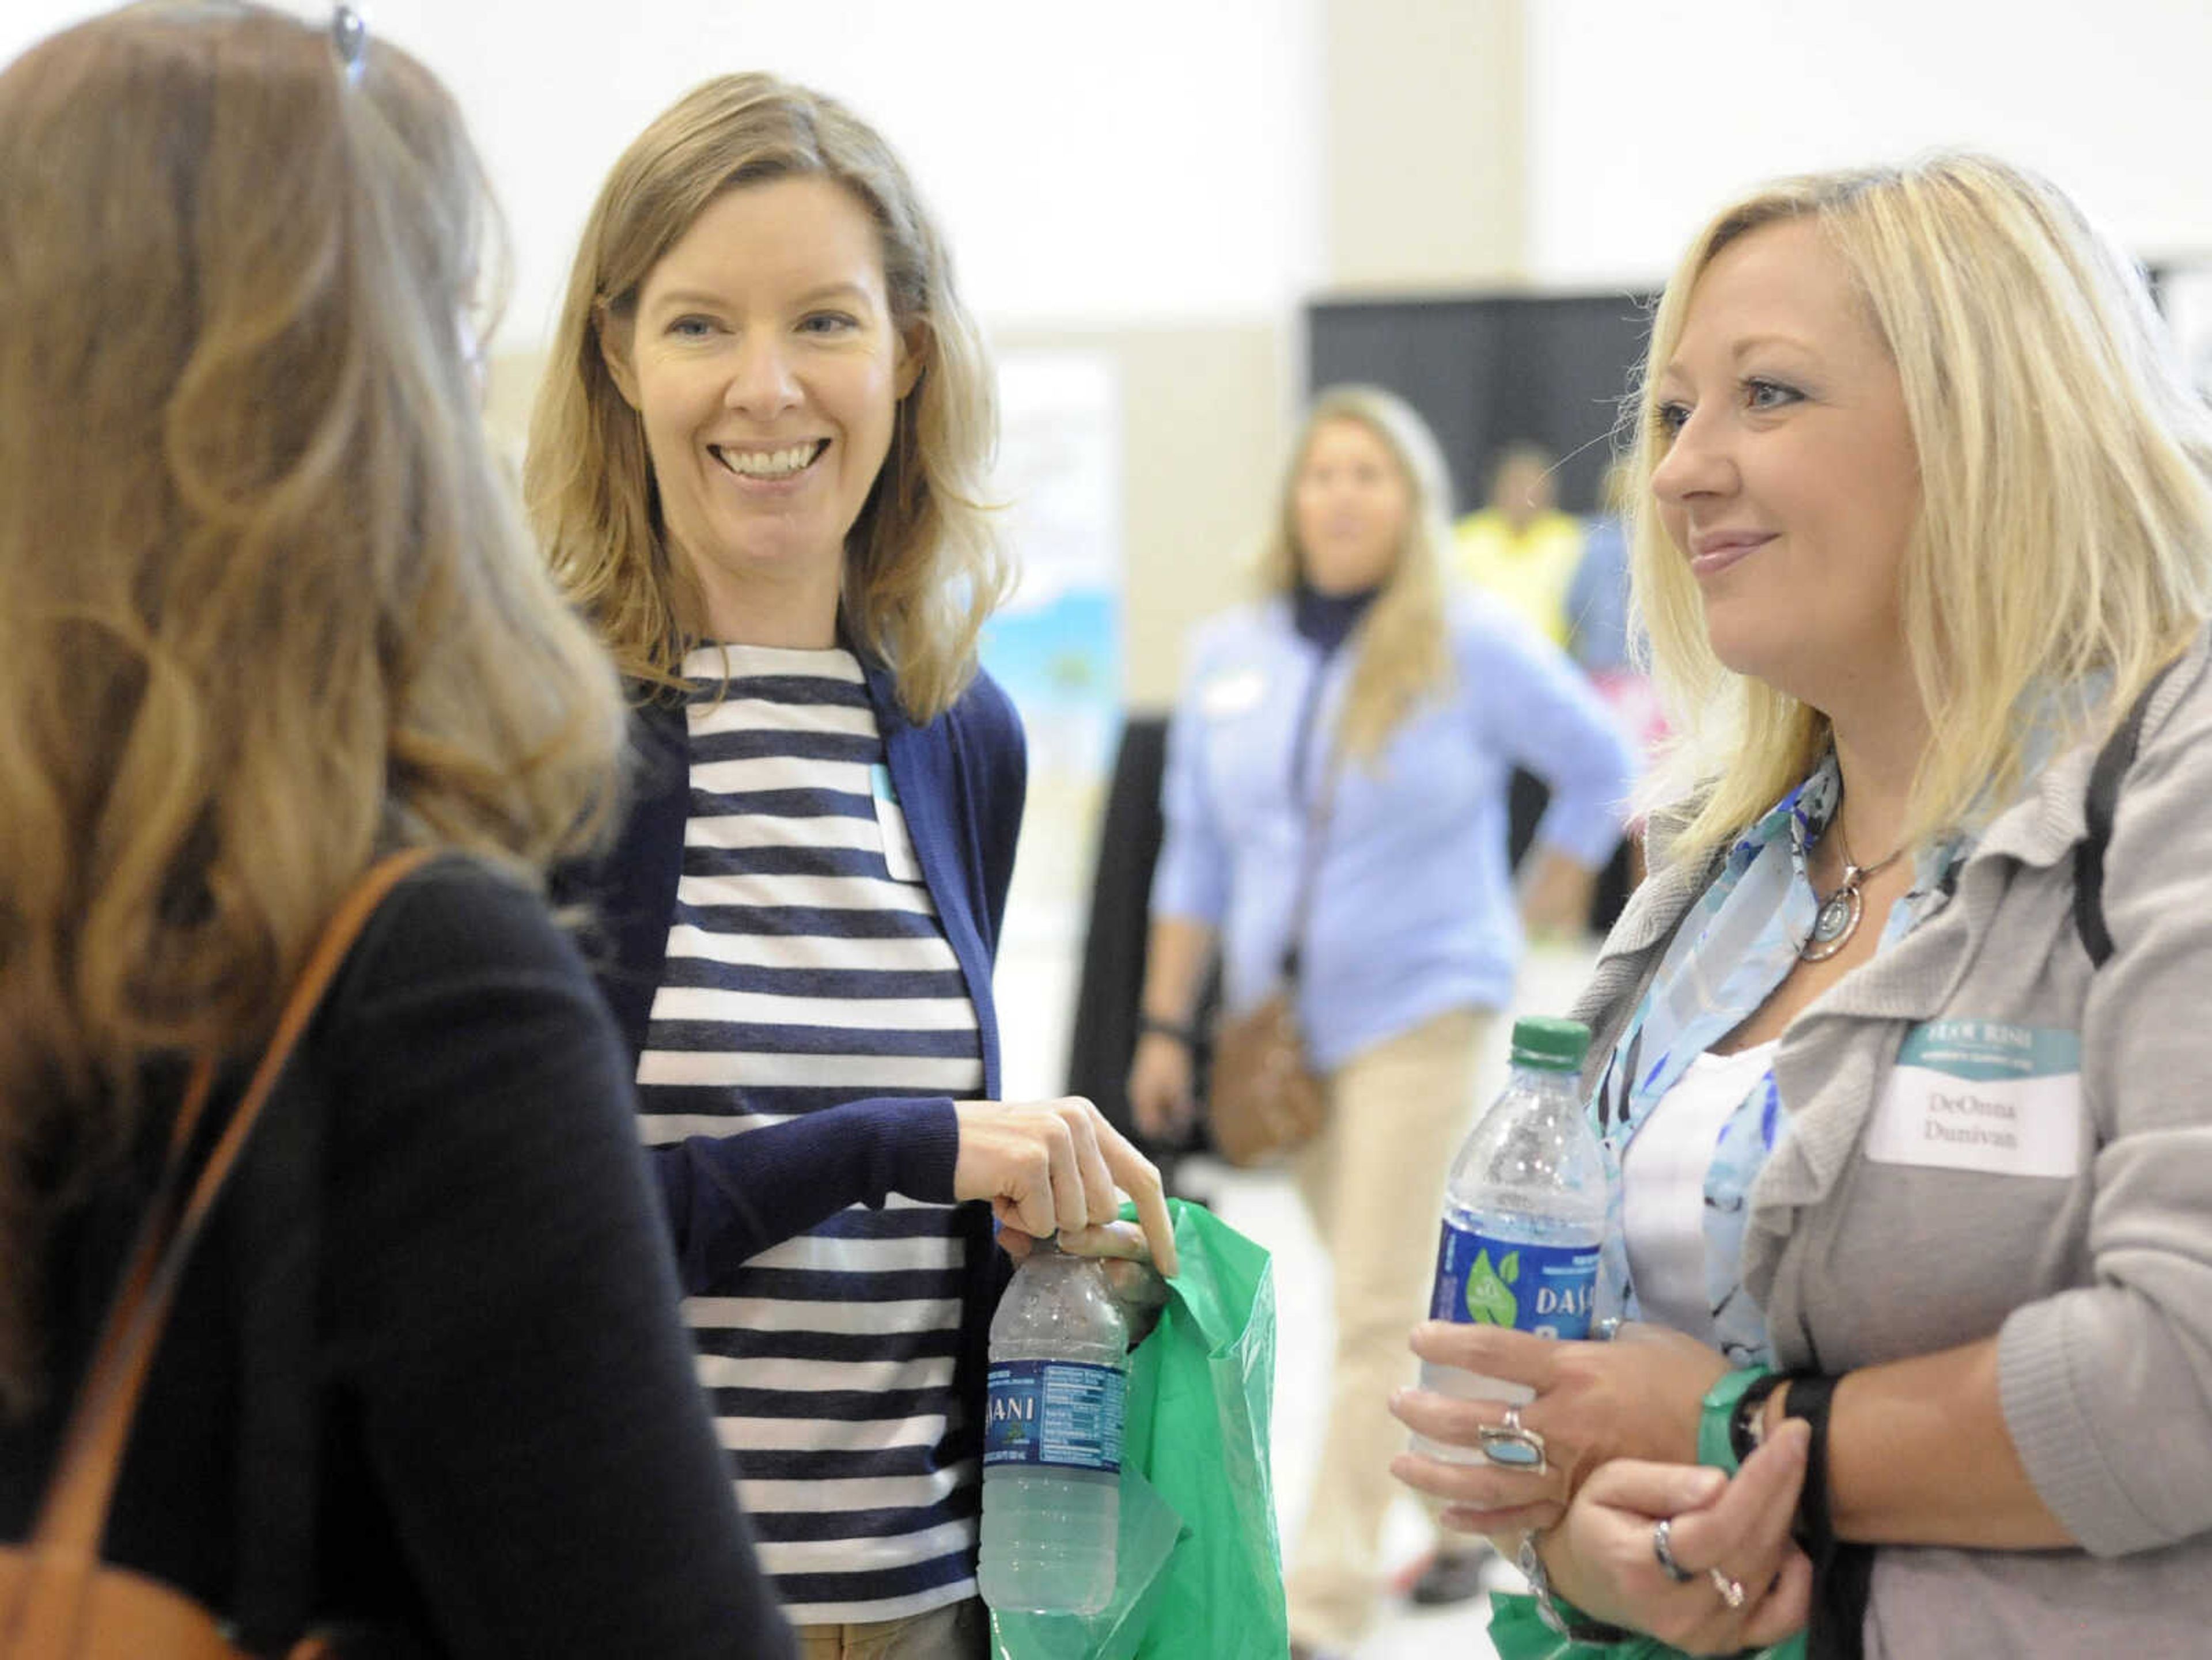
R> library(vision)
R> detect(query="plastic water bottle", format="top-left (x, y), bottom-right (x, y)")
top-left (978, 1237), bottom-right (1127, 1614)
top-left (1414, 1015), bottom-right (1605, 1463)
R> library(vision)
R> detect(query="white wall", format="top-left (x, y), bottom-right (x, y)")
top-left (1527, 0), bottom-right (2212, 287)
top-left (1, 2), bottom-right (1323, 345)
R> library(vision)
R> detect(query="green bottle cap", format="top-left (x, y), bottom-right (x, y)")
top-left (1510, 1015), bottom-right (1591, 1072)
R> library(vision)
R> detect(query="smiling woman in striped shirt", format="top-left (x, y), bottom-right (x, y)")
top-left (526, 74), bottom-right (1174, 1659)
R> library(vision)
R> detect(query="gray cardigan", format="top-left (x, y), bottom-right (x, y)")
top-left (1574, 630), bottom-right (2212, 1659)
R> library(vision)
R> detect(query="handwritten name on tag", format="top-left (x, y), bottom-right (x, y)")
top-left (1865, 1020), bottom-right (2084, 1178)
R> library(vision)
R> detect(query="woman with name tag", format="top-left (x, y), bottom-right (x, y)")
top-left (1128, 383), bottom-right (1636, 1659)
top-left (1387, 152), bottom-right (2212, 1659)
top-left (528, 74), bottom-right (1174, 1657)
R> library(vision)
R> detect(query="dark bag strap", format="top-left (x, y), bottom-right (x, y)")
top-left (3, 851), bottom-right (433, 1654)
top-left (1278, 735), bottom-right (1347, 986)
top-left (2075, 656), bottom-right (2185, 967)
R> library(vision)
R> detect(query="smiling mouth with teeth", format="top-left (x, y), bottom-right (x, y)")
top-left (711, 439), bottom-right (830, 480)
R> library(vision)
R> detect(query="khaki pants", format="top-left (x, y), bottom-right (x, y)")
top-left (1284, 1007), bottom-right (1491, 1651)
top-left (793, 1597), bottom-right (989, 1660)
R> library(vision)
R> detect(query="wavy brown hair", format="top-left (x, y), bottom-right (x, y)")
top-left (525, 73), bottom-right (1008, 721)
top-left (0, 3), bottom-right (626, 1415)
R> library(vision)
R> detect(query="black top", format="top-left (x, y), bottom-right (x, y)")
top-left (0, 858), bottom-right (795, 1659)
top-left (1290, 581), bottom-right (1378, 654)
top-left (1286, 582), bottom-right (1379, 804)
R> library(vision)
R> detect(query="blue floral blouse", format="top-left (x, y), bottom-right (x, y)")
top-left (1588, 753), bottom-right (1972, 1365)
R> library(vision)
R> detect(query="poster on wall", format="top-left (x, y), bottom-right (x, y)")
top-left (979, 351), bottom-right (1124, 956)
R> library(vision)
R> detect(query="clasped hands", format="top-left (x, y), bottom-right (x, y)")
top-left (1390, 1320), bottom-right (1813, 1654)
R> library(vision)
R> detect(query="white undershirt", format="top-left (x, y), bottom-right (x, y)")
top-left (1621, 1040), bottom-right (1778, 1344)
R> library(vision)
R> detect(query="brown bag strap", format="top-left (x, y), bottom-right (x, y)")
top-left (12, 851), bottom-right (435, 1612)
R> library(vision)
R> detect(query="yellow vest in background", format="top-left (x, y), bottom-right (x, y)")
top-left (1451, 508), bottom-right (1587, 647)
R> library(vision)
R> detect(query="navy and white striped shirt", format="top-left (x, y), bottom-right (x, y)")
top-left (637, 644), bottom-right (984, 1626)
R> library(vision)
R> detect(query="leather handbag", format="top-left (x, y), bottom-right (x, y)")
top-left (1207, 987), bottom-right (1327, 1168)
top-left (0, 851), bottom-right (433, 1659)
top-left (1205, 744), bottom-right (1342, 1169)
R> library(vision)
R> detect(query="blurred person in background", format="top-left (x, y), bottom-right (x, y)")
top-left (1571, 457), bottom-right (1670, 889)
top-left (1391, 153), bottom-right (2212, 1660)
top-left (1128, 385), bottom-right (1636, 1659)
top-left (527, 73), bottom-right (1171, 1659)
top-left (1459, 441), bottom-right (1639, 933)
top-left (1455, 441), bottom-right (1590, 656)
top-left (0, 6), bottom-right (793, 1655)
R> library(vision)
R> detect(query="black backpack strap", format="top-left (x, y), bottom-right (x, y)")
top-left (2075, 657), bottom-right (2184, 968)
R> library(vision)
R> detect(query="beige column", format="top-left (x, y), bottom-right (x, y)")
top-left (1324, 0), bottom-right (1530, 292)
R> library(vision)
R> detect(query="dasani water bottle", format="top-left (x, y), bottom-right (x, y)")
top-left (1415, 1015), bottom-right (1605, 1462)
top-left (978, 1236), bottom-right (1127, 1614)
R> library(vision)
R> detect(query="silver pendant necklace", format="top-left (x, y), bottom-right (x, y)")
top-left (1800, 814), bottom-right (1907, 963)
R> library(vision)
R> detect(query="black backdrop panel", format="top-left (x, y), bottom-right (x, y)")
top-left (1307, 293), bottom-right (1659, 514)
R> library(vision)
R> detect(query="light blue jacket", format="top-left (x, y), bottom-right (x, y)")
top-left (1151, 592), bottom-right (1637, 1068)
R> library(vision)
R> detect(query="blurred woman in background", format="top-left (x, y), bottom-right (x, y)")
top-left (1130, 384), bottom-right (1635, 1659)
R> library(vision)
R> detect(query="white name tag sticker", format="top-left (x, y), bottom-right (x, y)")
top-left (1865, 1020), bottom-right (2084, 1178)
top-left (870, 762), bottom-right (925, 884)
top-left (1200, 668), bottom-right (1267, 720)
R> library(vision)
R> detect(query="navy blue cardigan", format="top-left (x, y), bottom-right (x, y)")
top-left (561, 658), bottom-right (1025, 1457)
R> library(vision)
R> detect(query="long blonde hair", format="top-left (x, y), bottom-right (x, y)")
top-left (1259, 386), bottom-right (1455, 758)
top-left (1630, 153), bottom-right (2212, 859)
top-left (0, 3), bottom-right (626, 1415)
top-left (526, 74), bottom-right (1008, 721)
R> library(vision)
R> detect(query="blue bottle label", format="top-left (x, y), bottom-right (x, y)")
top-left (1430, 1222), bottom-right (1599, 1340)
top-left (984, 1360), bottom-right (1124, 1474)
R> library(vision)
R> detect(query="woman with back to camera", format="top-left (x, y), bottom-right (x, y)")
top-left (1390, 153), bottom-right (2212, 1659)
top-left (527, 74), bottom-right (1175, 1657)
top-left (1127, 384), bottom-right (1637, 1660)
top-left (0, 6), bottom-right (793, 1655)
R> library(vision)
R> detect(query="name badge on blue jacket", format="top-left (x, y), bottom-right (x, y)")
top-left (1865, 1019), bottom-right (2084, 1178)
top-left (1200, 668), bottom-right (1267, 720)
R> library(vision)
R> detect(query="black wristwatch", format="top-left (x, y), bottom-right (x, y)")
top-left (1138, 1014), bottom-right (1200, 1047)
top-left (1728, 1371), bottom-right (1790, 1464)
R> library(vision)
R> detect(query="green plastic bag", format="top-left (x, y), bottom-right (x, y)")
top-left (990, 1199), bottom-right (1288, 1660)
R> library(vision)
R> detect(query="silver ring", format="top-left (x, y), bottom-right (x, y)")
top-left (1709, 1566), bottom-right (1746, 1610)
top-left (1476, 1401), bottom-right (1549, 1472)
top-left (1594, 1316), bottom-right (1624, 1342)
top-left (1651, 1518), bottom-right (1696, 1583)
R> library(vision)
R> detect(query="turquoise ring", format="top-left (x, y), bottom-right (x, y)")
top-left (1478, 1403), bottom-right (1548, 1471)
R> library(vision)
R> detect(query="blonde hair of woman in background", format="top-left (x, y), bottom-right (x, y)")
top-left (1254, 384), bottom-right (1456, 759)
top-left (525, 71), bottom-right (1007, 722)
top-left (1630, 152), bottom-right (2212, 861)
top-left (1391, 151), bottom-right (2212, 1660)
top-left (0, 0), bottom-right (625, 1415)
top-left (0, 8), bottom-right (800, 1654)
